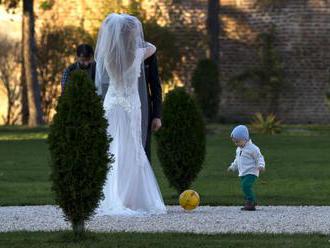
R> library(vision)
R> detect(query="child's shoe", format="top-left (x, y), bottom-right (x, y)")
top-left (241, 201), bottom-right (256, 211)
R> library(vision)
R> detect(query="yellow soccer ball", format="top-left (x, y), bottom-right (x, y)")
top-left (179, 190), bottom-right (200, 211)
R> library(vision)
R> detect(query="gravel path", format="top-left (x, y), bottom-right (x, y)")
top-left (1, 205), bottom-right (330, 234)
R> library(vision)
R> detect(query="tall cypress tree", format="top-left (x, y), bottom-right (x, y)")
top-left (156, 87), bottom-right (206, 194)
top-left (48, 71), bottom-right (113, 236)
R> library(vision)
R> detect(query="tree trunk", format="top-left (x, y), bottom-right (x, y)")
top-left (21, 35), bottom-right (29, 125)
top-left (22, 0), bottom-right (43, 127)
top-left (72, 219), bottom-right (85, 237)
top-left (207, 0), bottom-right (220, 65)
top-left (5, 86), bottom-right (11, 125)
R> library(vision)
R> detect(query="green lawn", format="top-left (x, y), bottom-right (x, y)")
top-left (0, 232), bottom-right (329, 248)
top-left (1, 125), bottom-right (330, 206)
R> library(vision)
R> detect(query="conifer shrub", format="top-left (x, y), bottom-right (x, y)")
top-left (156, 87), bottom-right (206, 194)
top-left (48, 70), bottom-right (113, 236)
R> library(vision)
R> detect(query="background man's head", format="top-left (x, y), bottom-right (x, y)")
top-left (77, 44), bottom-right (94, 69)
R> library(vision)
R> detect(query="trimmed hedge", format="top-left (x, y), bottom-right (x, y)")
top-left (48, 70), bottom-right (113, 236)
top-left (156, 87), bottom-right (206, 194)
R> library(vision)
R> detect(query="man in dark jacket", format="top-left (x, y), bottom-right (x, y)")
top-left (61, 44), bottom-right (96, 91)
top-left (142, 52), bottom-right (162, 161)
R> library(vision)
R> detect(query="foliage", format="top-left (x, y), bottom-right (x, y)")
top-left (230, 26), bottom-right (285, 113)
top-left (251, 112), bottom-right (282, 134)
top-left (0, 35), bottom-right (21, 125)
top-left (37, 22), bottom-right (94, 123)
top-left (156, 87), bottom-right (206, 194)
top-left (39, 0), bottom-right (54, 10)
top-left (192, 59), bottom-right (220, 120)
top-left (143, 21), bottom-right (180, 83)
top-left (48, 71), bottom-right (113, 236)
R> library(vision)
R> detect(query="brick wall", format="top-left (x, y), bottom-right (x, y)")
top-left (144, 0), bottom-right (330, 123)
top-left (218, 0), bottom-right (330, 123)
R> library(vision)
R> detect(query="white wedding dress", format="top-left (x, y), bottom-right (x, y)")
top-left (96, 46), bottom-right (167, 216)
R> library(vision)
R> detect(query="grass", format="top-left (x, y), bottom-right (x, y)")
top-left (0, 232), bottom-right (329, 248)
top-left (1, 125), bottom-right (330, 206)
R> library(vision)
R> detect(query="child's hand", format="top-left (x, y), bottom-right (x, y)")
top-left (227, 166), bottom-right (233, 172)
top-left (258, 166), bottom-right (265, 172)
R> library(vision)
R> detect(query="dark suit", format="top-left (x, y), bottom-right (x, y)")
top-left (143, 53), bottom-right (162, 161)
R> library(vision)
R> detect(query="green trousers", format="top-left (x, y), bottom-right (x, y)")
top-left (240, 174), bottom-right (257, 203)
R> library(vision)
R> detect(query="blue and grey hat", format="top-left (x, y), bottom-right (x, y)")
top-left (231, 125), bottom-right (250, 141)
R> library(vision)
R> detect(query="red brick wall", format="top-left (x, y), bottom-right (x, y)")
top-left (141, 0), bottom-right (330, 123)
top-left (218, 0), bottom-right (330, 123)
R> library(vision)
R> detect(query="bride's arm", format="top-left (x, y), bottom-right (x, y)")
top-left (143, 42), bottom-right (156, 59)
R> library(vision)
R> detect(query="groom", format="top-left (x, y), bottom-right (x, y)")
top-left (141, 52), bottom-right (162, 161)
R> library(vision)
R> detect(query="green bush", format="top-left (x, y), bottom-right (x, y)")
top-left (156, 87), bottom-right (206, 194)
top-left (192, 59), bottom-right (220, 120)
top-left (251, 112), bottom-right (282, 134)
top-left (48, 71), bottom-right (113, 236)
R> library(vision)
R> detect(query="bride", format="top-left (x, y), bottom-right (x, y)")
top-left (94, 13), bottom-right (167, 216)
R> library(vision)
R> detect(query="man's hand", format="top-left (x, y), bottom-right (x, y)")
top-left (151, 118), bottom-right (162, 132)
top-left (258, 166), bottom-right (265, 172)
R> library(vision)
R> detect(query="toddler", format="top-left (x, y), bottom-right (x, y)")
top-left (227, 125), bottom-right (265, 211)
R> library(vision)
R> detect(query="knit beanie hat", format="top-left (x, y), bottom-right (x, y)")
top-left (231, 125), bottom-right (250, 141)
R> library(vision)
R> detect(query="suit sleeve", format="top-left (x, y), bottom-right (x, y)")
top-left (148, 53), bottom-right (162, 119)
